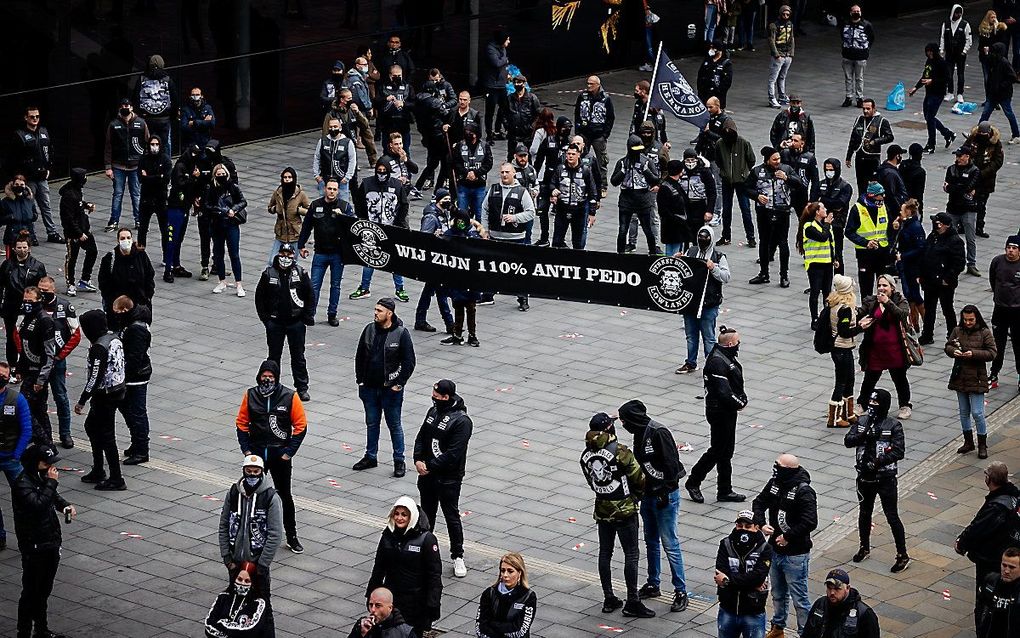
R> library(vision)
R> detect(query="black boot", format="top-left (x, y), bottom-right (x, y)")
top-left (957, 431), bottom-right (975, 454)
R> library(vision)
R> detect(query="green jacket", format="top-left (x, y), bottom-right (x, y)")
top-left (717, 135), bottom-right (756, 186)
top-left (580, 430), bottom-right (644, 522)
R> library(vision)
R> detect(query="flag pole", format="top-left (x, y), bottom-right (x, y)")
top-left (644, 41), bottom-right (663, 122)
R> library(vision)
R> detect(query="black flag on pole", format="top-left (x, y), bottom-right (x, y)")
top-left (648, 49), bottom-right (709, 130)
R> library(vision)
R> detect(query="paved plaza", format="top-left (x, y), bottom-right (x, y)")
top-left (1, 3), bottom-right (1019, 636)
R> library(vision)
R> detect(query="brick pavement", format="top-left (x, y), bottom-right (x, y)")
top-left (0, 2), bottom-right (1017, 637)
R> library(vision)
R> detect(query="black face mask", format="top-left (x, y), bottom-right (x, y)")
top-left (432, 396), bottom-right (453, 410)
top-left (41, 291), bottom-right (56, 306)
top-left (774, 463), bottom-right (799, 483)
top-left (697, 237), bottom-right (711, 251)
top-left (720, 342), bottom-right (739, 358)
top-left (22, 301), bottom-right (39, 316)
top-left (216, 175), bottom-right (228, 185)
top-left (119, 107), bottom-right (131, 117)
top-left (12, 185), bottom-right (25, 196)
top-left (391, 75), bottom-right (402, 84)
top-left (328, 127), bottom-right (341, 136)
top-left (0, 375), bottom-right (9, 389)
top-left (729, 527), bottom-right (759, 550)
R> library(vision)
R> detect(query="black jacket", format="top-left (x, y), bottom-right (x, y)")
top-left (846, 113), bottom-right (894, 162)
top-left (899, 158), bottom-right (926, 209)
top-left (504, 91), bottom-right (541, 139)
top-left (696, 55), bottom-right (733, 98)
top-left (118, 306), bottom-right (152, 384)
top-left (346, 609), bottom-right (415, 638)
top-left (802, 588), bottom-right (881, 638)
top-left (98, 246), bottom-right (156, 309)
top-left (715, 529), bottom-right (773, 616)
top-left (703, 345), bottom-right (747, 412)
top-left (986, 42), bottom-right (1018, 102)
top-left (977, 572), bottom-right (1020, 638)
top-left (875, 161), bottom-right (908, 212)
top-left (367, 508), bottom-right (443, 630)
top-left (919, 227), bottom-right (966, 287)
top-left (12, 463), bottom-right (68, 552)
top-left (255, 260), bottom-right (314, 325)
top-left (10, 125), bottom-right (52, 180)
top-left (944, 162), bottom-right (980, 213)
top-left (958, 482), bottom-right (1020, 564)
top-left (355, 318), bottom-right (416, 388)
top-left (59, 168), bottom-right (92, 237)
top-left (413, 393), bottom-right (472, 481)
top-left (0, 255), bottom-right (46, 318)
top-left (752, 466), bottom-right (818, 556)
top-left (414, 80), bottom-right (457, 140)
top-left (657, 177), bottom-right (691, 245)
top-left (169, 149), bottom-right (203, 209)
top-left (632, 420), bottom-right (684, 498)
top-left (139, 151), bottom-right (172, 206)
top-left (476, 584), bottom-right (538, 638)
top-left (17, 308), bottom-right (56, 383)
top-left (574, 88), bottom-right (615, 140)
top-left (298, 196), bottom-right (355, 254)
top-left (770, 109), bottom-right (816, 153)
top-left (818, 159), bottom-right (854, 227)
top-left (201, 180), bottom-right (248, 227)
top-left (916, 53), bottom-right (949, 96)
top-left (844, 415), bottom-right (905, 480)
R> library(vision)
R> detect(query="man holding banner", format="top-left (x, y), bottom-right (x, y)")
top-left (480, 163), bottom-right (536, 311)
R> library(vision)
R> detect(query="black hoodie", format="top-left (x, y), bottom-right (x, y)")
top-left (843, 388), bottom-right (905, 480)
top-left (12, 445), bottom-right (69, 551)
top-left (618, 399), bottom-right (684, 498)
top-left (916, 44), bottom-right (949, 96)
top-left (413, 393), bottom-right (473, 481)
top-left (920, 224), bottom-right (966, 286)
top-left (59, 168), bottom-right (91, 237)
top-left (78, 309), bottom-right (125, 404)
top-left (752, 465), bottom-right (818, 555)
top-left (986, 42), bottom-right (1018, 102)
top-left (818, 158), bottom-right (854, 226)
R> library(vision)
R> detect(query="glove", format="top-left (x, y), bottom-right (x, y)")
top-left (862, 460), bottom-right (876, 472)
top-left (655, 493), bottom-right (670, 509)
top-left (303, 317), bottom-right (315, 327)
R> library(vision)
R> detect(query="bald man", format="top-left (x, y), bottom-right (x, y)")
top-left (349, 587), bottom-right (415, 638)
top-left (752, 454), bottom-right (818, 638)
top-left (574, 75), bottom-right (615, 194)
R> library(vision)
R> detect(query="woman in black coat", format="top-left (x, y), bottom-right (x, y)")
top-left (0, 232), bottom-right (46, 376)
top-left (205, 560), bottom-right (275, 637)
top-left (475, 552), bottom-right (538, 638)
top-left (97, 227), bottom-right (155, 313)
top-left (367, 496), bottom-right (443, 636)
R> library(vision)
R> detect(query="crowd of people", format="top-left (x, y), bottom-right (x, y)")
top-left (0, 2), bottom-right (1020, 636)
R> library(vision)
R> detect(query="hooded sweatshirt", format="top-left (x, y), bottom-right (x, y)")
top-left (59, 168), bottom-right (91, 238)
top-left (986, 42), bottom-right (1017, 102)
top-left (618, 400), bottom-right (684, 498)
top-left (218, 471), bottom-right (283, 573)
top-left (78, 309), bottom-right (126, 404)
top-left (941, 5), bottom-right (973, 59)
top-left (818, 158), bottom-right (854, 226)
top-left (134, 55), bottom-right (177, 120)
top-left (751, 465), bottom-right (818, 555)
top-left (916, 44), bottom-right (949, 96)
top-left (685, 225), bottom-right (730, 309)
top-left (843, 388), bottom-right (905, 480)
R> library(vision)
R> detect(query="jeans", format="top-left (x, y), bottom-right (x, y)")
top-left (46, 359), bottom-right (70, 439)
top-left (957, 391), bottom-right (987, 435)
top-left (359, 385), bottom-right (404, 461)
top-left (806, 263), bottom-right (833, 324)
top-left (856, 476), bottom-right (907, 554)
top-left (110, 168), bottom-right (141, 225)
top-left (26, 179), bottom-right (57, 235)
top-left (360, 266), bottom-right (403, 292)
top-left (689, 409), bottom-right (737, 494)
top-left (991, 305), bottom-right (1020, 377)
top-left (84, 392), bottom-right (123, 481)
top-left (739, 9), bottom-right (757, 48)
top-left (858, 367), bottom-right (911, 408)
top-left (842, 58), bottom-right (866, 100)
top-left (722, 182), bottom-right (754, 242)
top-left (922, 93), bottom-right (954, 148)
top-left (418, 476), bottom-right (464, 558)
top-left (718, 608), bottom-right (766, 638)
top-left (705, 3), bottom-right (719, 41)
top-left (831, 348), bottom-right (856, 402)
top-left (756, 209), bottom-right (790, 277)
top-left (769, 552), bottom-right (811, 632)
top-left (552, 205), bottom-right (589, 249)
top-left (949, 211), bottom-right (978, 267)
top-left (310, 251), bottom-right (344, 316)
top-left (457, 185), bottom-right (487, 222)
top-left (980, 98), bottom-right (1020, 139)
top-left (597, 515), bottom-right (640, 601)
top-left (921, 283), bottom-right (957, 340)
top-left (265, 320), bottom-right (308, 392)
top-left (415, 283), bottom-right (453, 328)
top-left (118, 384), bottom-right (149, 456)
top-left (767, 56), bottom-right (792, 103)
top-left (21, 377), bottom-right (51, 444)
top-left (18, 547), bottom-right (60, 638)
top-left (640, 489), bottom-right (687, 593)
top-left (683, 305), bottom-right (720, 366)
top-left (0, 458), bottom-right (22, 539)
top-left (164, 208), bottom-right (189, 270)
top-left (212, 223), bottom-right (242, 281)
top-left (664, 242), bottom-right (686, 257)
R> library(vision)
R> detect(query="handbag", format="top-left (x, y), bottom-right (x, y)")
top-left (900, 322), bottom-right (924, 366)
top-left (230, 206), bottom-right (248, 225)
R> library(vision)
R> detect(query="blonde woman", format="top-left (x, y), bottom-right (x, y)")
top-left (475, 552), bottom-right (537, 638)
top-left (978, 10), bottom-right (1009, 83)
top-left (827, 274), bottom-right (862, 427)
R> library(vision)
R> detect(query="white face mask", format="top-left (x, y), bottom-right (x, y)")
top-left (708, 49), bottom-right (717, 57)
top-left (234, 582), bottom-right (251, 596)
top-left (277, 256), bottom-right (293, 269)
top-left (118, 239), bottom-right (132, 252)
top-left (824, 170), bottom-right (836, 179)
top-left (684, 159), bottom-right (699, 170)
top-left (358, 65), bottom-right (369, 73)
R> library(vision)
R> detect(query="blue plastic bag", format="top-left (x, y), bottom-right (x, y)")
top-left (504, 64), bottom-right (531, 95)
top-left (886, 82), bottom-right (905, 111)
top-left (951, 101), bottom-right (978, 114)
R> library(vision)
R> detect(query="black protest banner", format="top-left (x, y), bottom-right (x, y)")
top-left (337, 218), bottom-right (709, 314)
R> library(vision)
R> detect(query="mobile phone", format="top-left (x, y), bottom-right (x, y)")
top-left (64, 507), bottom-right (72, 524)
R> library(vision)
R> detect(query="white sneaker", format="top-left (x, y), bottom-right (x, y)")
top-left (453, 557), bottom-right (467, 578)
top-left (212, 282), bottom-right (227, 294)
top-left (638, 62), bottom-right (653, 72)
top-left (956, 94), bottom-right (964, 103)
top-left (897, 406), bottom-right (912, 419)
top-left (236, 285), bottom-right (246, 298)
top-left (1010, 137), bottom-right (1020, 145)
top-left (944, 93), bottom-right (953, 102)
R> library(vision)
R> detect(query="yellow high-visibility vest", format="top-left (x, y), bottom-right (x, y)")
top-left (853, 202), bottom-right (889, 250)
top-left (802, 220), bottom-right (832, 268)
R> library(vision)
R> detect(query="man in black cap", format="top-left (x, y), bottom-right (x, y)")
top-left (580, 412), bottom-right (654, 619)
top-left (945, 144), bottom-right (982, 276)
top-left (989, 235), bottom-right (1020, 391)
top-left (12, 442), bottom-right (76, 638)
top-left (617, 399), bottom-right (690, 613)
top-left (802, 569), bottom-right (880, 638)
top-left (414, 379), bottom-right (473, 578)
top-left (255, 243), bottom-right (314, 402)
top-left (874, 144), bottom-right (908, 213)
top-left (843, 388), bottom-right (909, 573)
top-left (746, 146), bottom-right (804, 288)
top-left (353, 298), bottom-right (416, 477)
top-left (715, 509), bottom-right (773, 637)
top-left (918, 211), bottom-right (966, 344)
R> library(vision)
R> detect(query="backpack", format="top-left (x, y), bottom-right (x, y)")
top-left (813, 304), bottom-right (835, 354)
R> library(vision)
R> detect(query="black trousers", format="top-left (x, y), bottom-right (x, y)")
top-left (975, 192), bottom-right (989, 234)
top-left (946, 55), bottom-right (966, 96)
top-left (807, 262), bottom-right (833, 323)
top-left (831, 348), bottom-right (856, 401)
top-left (854, 155), bottom-right (880, 197)
top-left (688, 410), bottom-right (737, 495)
top-left (198, 213), bottom-right (213, 269)
top-left (138, 199), bottom-right (167, 259)
top-left (452, 301), bottom-right (476, 337)
top-left (65, 233), bottom-right (98, 285)
top-left (85, 392), bottom-right (123, 481)
top-left (617, 206), bottom-right (657, 253)
top-left (975, 560), bottom-right (1000, 630)
top-left (756, 208), bottom-right (790, 278)
top-left (597, 515), bottom-right (639, 601)
top-left (992, 305), bottom-right (1020, 377)
top-left (855, 251), bottom-right (888, 298)
top-left (415, 135), bottom-right (450, 190)
top-left (921, 283), bottom-right (957, 340)
top-left (20, 374), bottom-right (52, 444)
top-left (418, 476), bottom-right (464, 558)
top-left (856, 476), bottom-right (907, 554)
top-left (3, 315), bottom-right (18, 377)
top-left (265, 319), bottom-right (308, 392)
top-left (260, 448), bottom-right (296, 538)
top-left (552, 205), bottom-right (587, 249)
top-left (484, 90), bottom-right (504, 139)
top-left (18, 547), bottom-right (60, 638)
top-left (858, 367), bottom-right (912, 408)
top-left (535, 194), bottom-right (551, 243)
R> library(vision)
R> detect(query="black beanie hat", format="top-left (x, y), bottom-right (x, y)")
top-left (867, 388), bottom-right (892, 421)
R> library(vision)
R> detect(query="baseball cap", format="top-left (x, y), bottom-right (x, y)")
top-left (978, 121), bottom-right (993, 134)
top-left (930, 212), bottom-right (953, 226)
top-left (242, 454), bottom-right (265, 470)
top-left (278, 243), bottom-right (295, 254)
top-left (589, 412), bottom-right (617, 431)
top-left (886, 143), bottom-right (905, 157)
top-left (954, 145), bottom-right (974, 156)
top-left (37, 443), bottom-right (61, 466)
top-left (824, 568), bottom-right (850, 588)
top-left (1007, 235), bottom-right (1020, 248)
top-left (735, 509), bottom-right (755, 523)
top-left (434, 379), bottom-right (456, 396)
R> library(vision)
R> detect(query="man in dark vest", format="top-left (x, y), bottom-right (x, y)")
top-left (977, 547), bottom-right (1020, 637)
top-left (479, 163), bottom-right (536, 311)
top-left (218, 454), bottom-right (284, 594)
top-left (313, 118), bottom-right (357, 203)
top-left (299, 180), bottom-right (357, 326)
top-left (255, 244), bottom-right (314, 402)
top-left (0, 360), bottom-right (32, 551)
top-left (687, 327), bottom-right (748, 504)
top-left (103, 98), bottom-right (150, 231)
top-left (802, 569), bottom-right (880, 638)
top-left (714, 509), bottom-right (773, 637)
top-left (413, 379), bottom-right (473, 578)
top-left (17, 287), bottom-right (56, 445)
